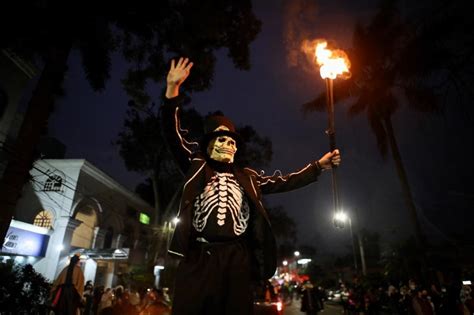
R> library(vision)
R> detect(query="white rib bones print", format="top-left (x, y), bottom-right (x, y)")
top-left (193, 172), bottom-right (249, 235)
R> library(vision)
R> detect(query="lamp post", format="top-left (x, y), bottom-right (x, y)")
top-left (333, 211), bottom-right (367, 276)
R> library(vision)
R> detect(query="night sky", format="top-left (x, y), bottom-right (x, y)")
top-left (44, 0), bottom-right (473, 256)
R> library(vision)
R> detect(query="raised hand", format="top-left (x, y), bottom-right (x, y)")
top-left (166, 57), bottom-right (193, 98)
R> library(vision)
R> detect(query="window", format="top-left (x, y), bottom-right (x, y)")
top-left (33, 210), bottom-right (54, 229)
top-left (103, 227), bottom-right (113, 249)
top-left (43, 175), bottom-right (63, 192)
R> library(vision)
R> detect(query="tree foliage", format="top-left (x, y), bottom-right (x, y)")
top-left (266, 205), bottom-right (297, 244)
top-left (381, 237), bottom-right (423, 283)
top-left (0, 260), bottom-right (51, 314)
top-left (235, 125), bottom-right (273, 170)
top-left (0, 1), bottom-right (118, 92)
top-left (356, 228), bottom-right (381, 269)
top-left (0, 0), bottom-right (261, 240)
top-left (118, 0), bottom-right (262, 105)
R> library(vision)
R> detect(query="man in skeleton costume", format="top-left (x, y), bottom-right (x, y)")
top-left (162, 57), bottom-right (341, 315)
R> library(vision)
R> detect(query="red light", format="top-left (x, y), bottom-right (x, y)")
top-left (276, 301), bottom-right (282, 311)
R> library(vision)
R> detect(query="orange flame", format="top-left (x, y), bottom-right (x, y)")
top-left (309, 39), bottom-right (351, 80)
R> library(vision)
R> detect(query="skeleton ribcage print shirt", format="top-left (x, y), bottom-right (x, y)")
top-left (193, 172), bottom-right (250, 241)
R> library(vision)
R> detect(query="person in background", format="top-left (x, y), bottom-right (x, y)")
top-left (139, 288), bottom-right (171, 315)
top-left (92, 285), bottom-right (104, 315)
top-left (465, 287), bottom-right (474, 314)
top-left (112, 290), bottom-right (138, 315)
top-left (98, 287), bottom-right (114, 314)
top-left (161, 287), bottom-right (171, 307)
top-left (315, 285), bottom-right (325, 312)
top-left (412, 287), bottom-right (434, 315)
top-left (50, 253), bottom-right (85, 315)
top-left (129, 288), bottom-right (141, 310)
top-left (301, 280), bottom-right (322, 315)
top-left (83, 281), bottom-right (94, 315)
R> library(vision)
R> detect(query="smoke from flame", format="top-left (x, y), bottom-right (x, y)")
top-left (283, 0), bottom-right (319, 68)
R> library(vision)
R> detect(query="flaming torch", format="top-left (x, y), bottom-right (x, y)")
top-left (314, 40), bottom-right (351, 216)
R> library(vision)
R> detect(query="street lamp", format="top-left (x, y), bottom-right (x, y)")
top-left (333, 211), bottom-right (367, 276)
top-left (334, 211), bottom-right (348, 225)
top-left (294, 251), bottom-right (300, 257)
top-left (297, 258), bottom-right (312, 265)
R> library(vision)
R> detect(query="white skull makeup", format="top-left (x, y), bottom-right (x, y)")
top-left (207, 126), bottom-right (237, 163)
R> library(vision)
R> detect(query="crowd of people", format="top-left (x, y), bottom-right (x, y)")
top-left (50, 255), bottom-right (473, 315)
top-left (50, 254), bottom-right (171, 315)
top-left (332, 278), bottom-right (474, 315)
top-left (81, 283), bottom-right (171, 315)
top-left (263, 277), bottom-right (474, 315)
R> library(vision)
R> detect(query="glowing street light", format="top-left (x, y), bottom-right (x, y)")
top-left (297, 258), bottom-right (312, 265)
top-left (334, 211), bottom-right (348, 224)
top-left (294, 251), bottom-right (300, 257)
top-left (282, 260), bottom-right (288, 266)
top-left (333, 211), bottom-right (367, 275)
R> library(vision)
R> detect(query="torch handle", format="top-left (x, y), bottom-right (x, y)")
top-left (325, 78), bottom-right (340, 213)
top-left (330, 164), bottom-right (340, 213)
top-left (325, 78), bottom-right (336, 151)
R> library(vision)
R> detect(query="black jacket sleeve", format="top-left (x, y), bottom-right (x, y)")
top-left (246, 161), bottom-right (322, 195)
top-left (161, 95), bottom-right (198, 172)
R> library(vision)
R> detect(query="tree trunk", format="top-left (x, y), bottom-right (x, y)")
top-left (151, 167), bottom-right (170, 268)
top-left (151, 169), bottom-right (162, 225)
top-left (0, 44), bottom-right (71, 241)
top-left (383, 116), bottom-right (426, 246)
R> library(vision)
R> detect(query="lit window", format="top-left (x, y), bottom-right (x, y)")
top-left (43, 175), bottom-right (63, 192)
top-left (33, 210), bottom-right (54, 229)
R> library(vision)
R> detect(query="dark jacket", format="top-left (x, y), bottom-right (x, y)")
top-left (162, 96), bottom-right (321, 280)
top-left (301, 286), bottom-right (323, 313)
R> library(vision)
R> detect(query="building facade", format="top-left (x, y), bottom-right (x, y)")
top-left (1, 159), bottom-right (154, 288)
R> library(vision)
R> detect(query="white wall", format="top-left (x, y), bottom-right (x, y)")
top-left (83, 258), bottom-right (98, 284)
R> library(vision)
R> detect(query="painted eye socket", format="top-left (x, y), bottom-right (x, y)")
top-left (228, 140), bottom-right (235, 146)
top-left (218, 137), bottom-right (226, 143)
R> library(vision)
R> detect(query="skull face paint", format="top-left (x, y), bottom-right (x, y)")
top-left (207, 126), bottom-right (237, 163)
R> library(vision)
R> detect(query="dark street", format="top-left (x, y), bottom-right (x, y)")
top-left (284, 301), bottom-right (343, 315)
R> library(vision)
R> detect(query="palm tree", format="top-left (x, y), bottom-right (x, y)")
top-left (302, 1), bottom-right (443, 246)
top-left (381, 237), bottom-right (422, 283)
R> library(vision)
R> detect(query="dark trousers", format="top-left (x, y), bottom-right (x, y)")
top-left (172, 239), bottom-right (253, 315)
